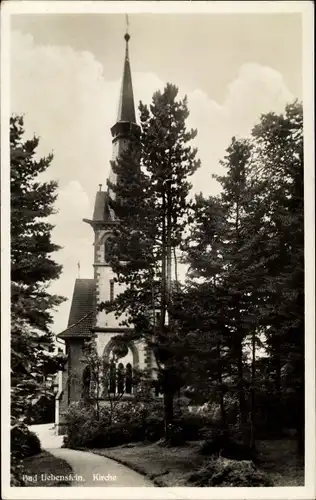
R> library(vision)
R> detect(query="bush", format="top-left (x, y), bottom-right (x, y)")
top-left (26, 394), bottom-right (55, 425)
top-left (174, 413), bottom-right (213, 441)
top-left (199, 429), bottom-right (256, 461)
top-left (62, 401), bottom-right (99, 448)
top-left (10, 456), bottom-right (26, 486)
top-left (63, 401), bottom-right (147, 448)
top-left (66, 421), bottom-right (145, 449)
top-left (64, 398), bottom-right (220, 449)
top-left (91, 423), bottom-right (144, 448)
top-left (189, 457), bottom-right (273, 486)
top-left (144, 415), bottom-right (164, 442)
top-left (11, 422), bottom-right (41, 460)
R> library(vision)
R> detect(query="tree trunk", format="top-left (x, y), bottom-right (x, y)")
top-left (173, 246), bottom-right (179, 288)
top-left (216, 343), bottom-right (226, 428)
top-left (236, 338), bottom-right (249, 447)
top-left (273, 340), bottom-right (283, 435)
top-left (250, 330), bottom-right (256, 450)
top-left (166, 179), bottom-right (172, 308)
top-left (160, 189), bottom-right (175, 440)
top-left (163, 387), bottom-right (174, 440)
top-left (234, 187), bottom-right (249, 446)
top-left (160, 191), bottom-right (167, 329)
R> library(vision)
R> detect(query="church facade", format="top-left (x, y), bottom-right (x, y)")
top-left (56, 32), bottom-right (154, 431)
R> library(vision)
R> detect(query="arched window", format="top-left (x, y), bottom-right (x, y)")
top-left (103, 234), bottom-right (114, 263)
top-left (103, 340), bottom-right (139, 396)
top-left (117, 363), bottom-right (125, 394)
top-left (104, 241), bottom-right (108, 262)
top-left (109, 359), bottom-right (116, 394)
top-left (125, 363), bottom-right (133, 394)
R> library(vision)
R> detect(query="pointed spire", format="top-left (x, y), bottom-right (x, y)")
top-left (116, 30), bottom-right (136, 124)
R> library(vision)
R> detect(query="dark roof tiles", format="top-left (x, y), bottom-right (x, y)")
top-left (58, 279), bottom-right (96, 339)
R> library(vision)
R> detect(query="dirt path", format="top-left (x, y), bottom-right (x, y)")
top-left (30, 423), bottom-right (154, 487)
top-left (46, 447), bottom-right (154, 486)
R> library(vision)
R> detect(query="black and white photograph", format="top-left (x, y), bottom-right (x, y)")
top-left (1, 1), bottom-right (315, 499)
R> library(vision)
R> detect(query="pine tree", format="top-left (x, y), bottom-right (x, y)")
top-left (102, 83), bottom-right (200, 440)
top-left (182, 101), bottom-right (304, 450)
top-left (10, 115), bottom-right (65, 421)
top-left (251, 101), bottom-right (304, 452)
top-left (183, 138), bottom-right (261, 446)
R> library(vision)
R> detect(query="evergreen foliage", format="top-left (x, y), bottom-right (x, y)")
top-left (10, 115), bottom-right (65, 421)
top-left (182, 101), bottom-right (304, 451)
top-left (102, 83), bottom-right (200, 439)
top-left (100, 89), bottom-right (303, 453)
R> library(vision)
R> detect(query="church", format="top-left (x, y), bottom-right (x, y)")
top-left (56, 30), bottom-right (154, 431)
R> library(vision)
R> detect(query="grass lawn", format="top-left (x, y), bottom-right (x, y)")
top-left (92, 441), bottom-right (204, 486)
top-left (91, 439), bottom-right (304, 487)
top-left (22, 451), bottom-right (73, 487)
top-left (257, 439), bottom-right (304, 486)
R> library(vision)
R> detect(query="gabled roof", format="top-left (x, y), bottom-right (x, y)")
top-left (58, 279), bottom-right (96, 339)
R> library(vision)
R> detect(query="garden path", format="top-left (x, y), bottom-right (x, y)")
top-left (30, 423), bottom-right (154, 487)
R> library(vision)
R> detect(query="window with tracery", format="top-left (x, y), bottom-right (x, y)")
top-left (105, 360), bottom-right (134, 395)
top-left (104, 344), bottom-right (135, 395)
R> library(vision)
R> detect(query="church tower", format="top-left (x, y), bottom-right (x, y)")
top-left (83, 30), bottom-right (143, 364)
top-left (57, 29), bottom-right (151, 428)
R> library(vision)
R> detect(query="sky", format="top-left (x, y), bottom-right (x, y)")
top-left (10, 12), bottom-right (303, 336)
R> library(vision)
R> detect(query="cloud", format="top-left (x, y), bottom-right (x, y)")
top-left (10, 30), bottom-right (294, 334)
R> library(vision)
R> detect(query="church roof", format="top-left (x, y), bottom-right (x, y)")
top-left (58, 279), bottom-right (96, 339)
top-left (83, 190), bottom-right (116, 227)
top-left (93, 190), bottom-right (116, 222)
top-left (116, 33), bottom-right (137, 124)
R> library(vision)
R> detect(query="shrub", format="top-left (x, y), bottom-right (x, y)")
top-left (172, 412), bottom-right (214, 441)
top-left (167, 422), bottom-right (186, 446)
top-left (11, 457), bottom-right (26, 486)
top-left (11, 422), bottom-right (41, 485)
top-left (63, 399), bottom-right (146, 449)
top-left (26, 394), bottom-right (55, 425)
top-left (144, 415), bottom-right (164, 442)
top-left (112, 401), bottom-right (148, 425)
top-left (62, 401), bottom-right (104, 448)
top-left (11, 422), bottom-right (41, 460)
top-left (64, 398), bottom-right (219, 449)
top-left (189, 457), bottom-right (273, 486)
top-left (65, 422), bottom-right (144, 449)
top-left (89, 423), bottom-right (144, 448)
top-left (199, 429), bottom-right (256, 461)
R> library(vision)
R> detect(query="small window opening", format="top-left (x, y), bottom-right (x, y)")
top-left (110, 280), bottom-right (114, 302)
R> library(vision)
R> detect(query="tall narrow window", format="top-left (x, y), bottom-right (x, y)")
top-left (125, 363), bottom-right (133, 394)
top-left (110, 280), bottom-right (114, 302)
top-left (117, 363), bottom-right (124, 394)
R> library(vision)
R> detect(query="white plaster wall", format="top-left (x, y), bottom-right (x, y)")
top-left (94, 228), bottom-right (128, 329)
top-left (95, 265), bottom-right (127, 328)
top-left (135, 340), bottom-right (146, 369)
